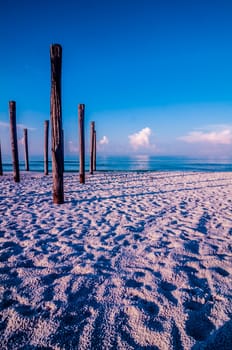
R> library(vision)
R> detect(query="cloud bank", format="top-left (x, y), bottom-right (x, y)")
top-left (179, 128), bottom-right (232, 145)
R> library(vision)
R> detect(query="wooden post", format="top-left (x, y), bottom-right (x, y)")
top-left (44, 120), bottom-right (49, 175)
top-left (62, 129), bottom-right (64, 173)
top-left (78, 104), bottom-right (85, 183)
top-left (0, 141), bottom-right (3, 176)
top-left (90, 121), bottom-right (95, 175)
top-left (24, 128), bottom-right (29, 171)
top-left (50, 44), bottom-right (64, 204)
top-left (9, 101), bottom-right (20, 182)
top-left (93, 129), bottom-right (96, 171)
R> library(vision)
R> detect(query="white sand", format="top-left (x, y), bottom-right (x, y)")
top-left (0, 171), bottom-right (232, 349)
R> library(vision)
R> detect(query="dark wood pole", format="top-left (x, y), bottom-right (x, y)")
top-left (9, 101), bottom-right (20, 182)
top-left (78, 104), bottom-right (85, 184)
top-left (62, 129), bottom-right (64, 173)
top-left (0, 141), bottom-right (3, 176)
top-left (44, 120), bottom-right (49, 175)
top-left (93, 129), bottom-right (96, 171)
top-left (24, 128), bottom-right (29, 171)
top-left (90, 121), bottom-right (95, 174)
top-left (50, 44), bottom-right (64, 204)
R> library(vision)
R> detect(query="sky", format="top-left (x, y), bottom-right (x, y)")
top-left (1, 0), bottom-right (232, 159)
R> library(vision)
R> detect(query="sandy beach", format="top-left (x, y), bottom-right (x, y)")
top-left (0, 171), bottom-right (232, 349)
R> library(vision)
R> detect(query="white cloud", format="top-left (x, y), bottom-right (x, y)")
top-left (128, 127), bottom-right (152, 149)
top-left (99, 136), bottom-right (109, 145)
top-left (0, 121), bottom-right (36, 131)
top-left (179, 129), bottom-right (232, 145)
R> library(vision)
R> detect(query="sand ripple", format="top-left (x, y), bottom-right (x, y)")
top-left (0, 171), bottom-right (232, 349)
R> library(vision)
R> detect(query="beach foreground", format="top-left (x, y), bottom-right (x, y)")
top-left (0, 171), bottom-right (232, 349)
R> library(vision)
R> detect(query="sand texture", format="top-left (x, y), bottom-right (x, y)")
top-left (0, 171), bottom-right (232, 349)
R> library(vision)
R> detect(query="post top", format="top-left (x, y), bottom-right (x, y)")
top-left (50, 44), bottom-right (62, 57)
top-left (50, 43), bottom-right (62, 49)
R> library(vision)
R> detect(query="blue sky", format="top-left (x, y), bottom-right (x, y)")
top-left (1, 0), bottom-right (232, 159)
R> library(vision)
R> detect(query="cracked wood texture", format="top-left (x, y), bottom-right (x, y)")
top-left (9, 101), bottom-right (20, 182)
top-left (78, 104), bottom-right (85, 184)
top-left (44, 120), bottom-right (49, 175)
top-left (50, 44), bottom-right (64, 204)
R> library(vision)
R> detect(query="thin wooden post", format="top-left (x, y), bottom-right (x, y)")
top-left (9, 101), bottom-right (20, 182)
top-left (0, 141), bottom-right (3, 176)
top-left (44, 120), bottom-right (49, 175)
top-left (90, 121), bottom-right (95, 175)
top-left (78, 104), bottom-right (85, 183)
top-left (93, 129), bottom-right (96, 171)
top-left (50, 44), bottom-right (64, 204)
top-left (24, 128), bottom-right (29, 171)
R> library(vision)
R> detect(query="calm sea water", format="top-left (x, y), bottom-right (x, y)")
top-left (2, 156), bottom-right (232, 172)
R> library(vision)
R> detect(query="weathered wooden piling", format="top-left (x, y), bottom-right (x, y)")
top-left (9, 101), bottom-right (20, 182)
top-left (50, 44), bottom-right (64, 204)
top-left (44, 120), bottom-right (49, 175)
top-left (24, 128), bottom-right (29, 171)
top-left (78, 104), bottom-right (85, 183)
top-left (93, 129), bottom-right (96, 171)
top-left (62, 128), bottom-right (64, 173)
top-left (90, 121), bottom-right (95, 175)
top-left (0, 141), bottom-right (3, 176)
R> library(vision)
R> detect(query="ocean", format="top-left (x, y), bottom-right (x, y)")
top-left (2, 155), bottom-right (232, 172)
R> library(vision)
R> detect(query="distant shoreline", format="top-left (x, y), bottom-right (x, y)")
top-left (1, 155), bottom-right (232, 173)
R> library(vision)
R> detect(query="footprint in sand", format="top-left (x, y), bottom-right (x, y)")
top-left (123, 269), bottom-right (165, 346)
top-left (171, 321), bottom-right (184, 350)
top-left (185, 309), bottom-right (215, 341)
top-left (196, 212), bottom-right (211, 234)
top-left (131, 295), bottom-right (163, 332)
top-left (192, 319), bottom-right (232, 350)
top-left (158, 280), bottom-right (178, 306)
top-left (0, 241), bottom-right (23, 262)
top-left (184, 240), bottom-right (199, 254)
top-left (183, 274), bottom-right (215, 341)
top-left (211, 266), bottom-right (230, 277)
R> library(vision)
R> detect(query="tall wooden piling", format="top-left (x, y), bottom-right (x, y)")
top-left (62, 129), bottom-right (64, 173)
top-left (9, 101), bottom-right (20, 182)
top-left (90, 121), bottom-right (95, 175)
top-left (0, 141), bottom-right (3, 176)
top-left (93, 129), bottom-right (96, 171)
top-left (24, 128), bottom-right (29, 171)
top-left (44, 120), bottom-right (49, 175)
top-left (50, 44), bottom-right (64, 204)
top-left (78, 104), bottom-right (85, 183)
